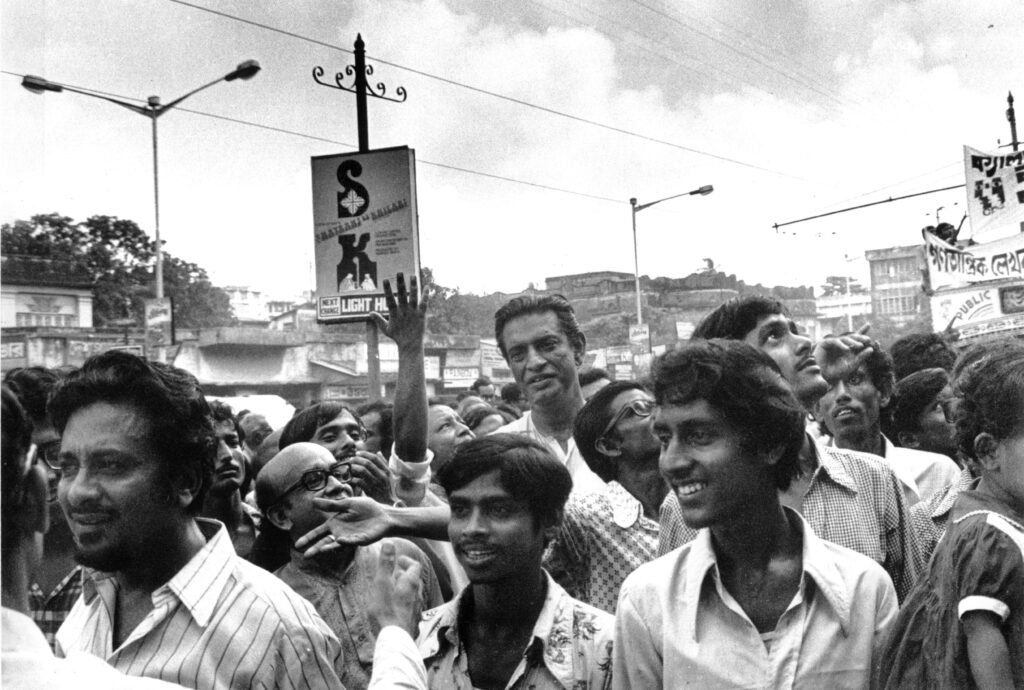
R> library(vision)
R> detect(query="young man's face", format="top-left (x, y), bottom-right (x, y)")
top-left (501, 311), bottom-right (583, 408)
top-left (475, 384), bottom-right (496, 402)
top-left (448, 469), bottom-right (547, 584)
top-left (211, 418), bottom-right (246, 497)
top-left (427, 405), bottom-right (474, 472)
top-left (817, 360), bottom-right (889, 447)
top-left (741, 313), bottom-right (825, 408)
top-left (653, 399), bottom-right (773, 530)
top-left (310, 410), bottom-right (364, 462)
top-left (905, 384), bottom-right (957, 457)
top-left (360, 410), bottom-right (385, 455)
top-left (57, 401), bottom-right (188, 573)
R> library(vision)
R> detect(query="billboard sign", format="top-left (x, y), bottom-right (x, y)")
top-left (963, 145), bottom-right (1024, 242)
top-left (311, 146), bottom-right (420, 322)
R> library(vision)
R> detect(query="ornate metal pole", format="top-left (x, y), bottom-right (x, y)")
top-left (313, 35), bottom-right (407, 401)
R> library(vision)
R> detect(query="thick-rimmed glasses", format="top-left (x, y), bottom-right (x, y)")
top-left (34, 440), bottom-right (62, 471)
top-left (275, 462), bottom-right (352, 505)
top-left (599, 398), bottom-right (655, 445)
top-left (939, 398), bottom-right (961, 424)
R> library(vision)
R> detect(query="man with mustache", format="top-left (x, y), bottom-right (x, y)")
top-left (50, 351), bottom-right (344, 689)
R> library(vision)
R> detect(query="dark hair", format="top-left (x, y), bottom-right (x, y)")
top-left (578, 367), bottom-right (610, 387)
top-left (462, 404), bottom-right (513, 432)
top-left (955, 345), bottom-right (1024, 462)
top-left (859, 345), bottom-right (897, 399)
top-left (890, 332), bottom-right (957, 380)
top-left (3, 366), bottom-right (61, 425)
top-left (574, 380), bottom-right (647, 481)
top-left (650, 339), bottom-right (805, 490)
top-left (209, 399), bottom-right (243, 442)
top-left (494, 294), bottom-right (585, 359)
top-left (279, 401), bottom-right (363, 448)
top-left (2, 386), bottom-right (34, 550)
top-left (884, 368), bottom-right (949, 442)
top-left (437, 434), bottom-right (572, 529)
top-left (692, 295), bottom-right (787, 341)
top-left (356, 400), bottom-right (395, 456)
top-left (48, 350), bottom-right (215, 515)
top-left (493, 401), bottom-right (523, 421)
top-left (470, 376), bottom-right (493, 392)
top-left (500, 382), bottom-right (525, 403)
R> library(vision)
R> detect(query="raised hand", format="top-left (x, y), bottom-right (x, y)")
top-left (368, 540), bottom-right (424, 637)
top-left (371, 273), bottom-right (427, 350)
top-left (347, 450), bottom-right (397, 505)
top-left (295, 496), bottom-right (392, 556)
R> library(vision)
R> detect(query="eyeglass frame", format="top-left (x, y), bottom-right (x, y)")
top-left (598, 397), bottom-right (656, 446)
top-left (33, 440), bottom-right (62, 472)
top-left (272, 461), bottom-right (353, 508)
top-left (939, 398), bottom-right (961, 424)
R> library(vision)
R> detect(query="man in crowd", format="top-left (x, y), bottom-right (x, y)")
top-left (51, 351), bottom-right (345, 688)
top-left (493, 294), bottom-right (604, 492)
top-left (544, 380), bottom-right (665, 612)
top-left (256, 442), bottom-right (441, 689)
top-left (200, 400), bottom-right (257, 556)
top-left (3, 366), bottom-right (80, 650)
top-left (2, 386), bottom-right (181, 688)
top-left (578, 367), bottom-right (612, 401)
top-left (658, 295), bottom-right (921, 600)
top-left (237, 411), bottom-right (273, 461)
top-left (499, 381), bottom-right (529, 414)
top-left (357, 400), bottom-right (394, 457)
top-left (469, 375), bottom-right (496, 403)
top-left (614, 340), bottom-right (897, 688)
top-left (817, 344), bottom-right (959, 505)
top-left (419, 434), bottom-right (614, 688)
top-left (883, 367), bottom-right (959, 460)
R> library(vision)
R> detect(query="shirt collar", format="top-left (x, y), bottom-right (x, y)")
top-left (419, 572), bottom-right (585, 690)
top-left (154, 519), bottom-right (236, 628)
top-left (931, 467), bottom-right (978, 519)
top-left (606, 481), bottom-right (643, 528)
top-left (682, 508), bottom-right (852, 642)
top-left (811, 440), bottom-right (859, 494)
top-left (881, 435), bottom-right (920, 496)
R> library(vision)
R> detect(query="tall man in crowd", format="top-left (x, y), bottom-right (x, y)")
top-left (257, 442), bottom-right (441, 689)
top-left (51, 351), bottom-right (345, 689)
top-left (544, 380), bottom-right (665, 612)
top-left (615, 340), bottom-right (897, 688)
top-left (659, 295), bottom-right (921, 600)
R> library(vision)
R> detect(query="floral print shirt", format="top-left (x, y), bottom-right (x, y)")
top-left (417, 572), bottom-right (614, 690)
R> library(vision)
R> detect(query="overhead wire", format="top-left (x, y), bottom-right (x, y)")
top-left (165, 0), bottom-right (805, 180)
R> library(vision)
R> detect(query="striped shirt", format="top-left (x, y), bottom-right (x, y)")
top-left (543, 480), bottom-right (659, 613)
top-left (56, 519), bottom-right (345, 690)
top-left (30, 565), bottom-right (82, 651)
top-left (659, 440), bottom-right (923, 601)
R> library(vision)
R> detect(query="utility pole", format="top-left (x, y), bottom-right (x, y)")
top-left (313, 35), bottom-right (407, 401)
top-left (1008, 91), bottom-right (1019, 152)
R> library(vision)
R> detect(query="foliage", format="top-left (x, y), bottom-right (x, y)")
top-left (420, 266), bottom-right (506, 338)
top-left (1, 213), bottom-right (234, 328)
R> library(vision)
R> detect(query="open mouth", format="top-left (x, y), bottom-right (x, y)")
top-left (833, 408), bottom-right (858, 420)
top-left (674, 481), bottom-right (707, 498)
top-left (459, 545), bottom-right (498, 565)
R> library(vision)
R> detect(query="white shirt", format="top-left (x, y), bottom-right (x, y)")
top-left (369, 626), bottom-right (428, 690)
top-left (494, 412), bottom-right (605, 493)
top-left (615, 509), bottom-right (898, 690)
top-left (881, 436), bottom-right (960, 506)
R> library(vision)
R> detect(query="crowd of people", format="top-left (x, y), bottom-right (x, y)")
top-left (2, 273), bottom-right (1022, 689)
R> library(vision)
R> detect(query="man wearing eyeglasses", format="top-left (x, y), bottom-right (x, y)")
top-left (257, 442), bottom-right (442, 690)
top-left (543, 381), bottom-right (665, 613)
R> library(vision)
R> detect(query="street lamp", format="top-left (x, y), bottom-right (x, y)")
top-left (21, 60), bottom-right (261, 300)
top-left (629, 184), bottom-right (713, 325)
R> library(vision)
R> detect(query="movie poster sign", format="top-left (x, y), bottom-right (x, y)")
top-left (312, 146), bottom-right (420, 322)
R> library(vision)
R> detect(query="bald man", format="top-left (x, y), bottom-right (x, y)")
top-left (256, 443), bottom-right (442, 690)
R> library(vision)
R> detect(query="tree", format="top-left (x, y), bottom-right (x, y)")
top-left (1, 213), bottom-right (234, 328)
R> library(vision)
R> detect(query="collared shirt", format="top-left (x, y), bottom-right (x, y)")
top-left (29, 565), bottom-right (83, 651)
top-left (543, 480), bottom-right (659, 613)
top-left (659, 439), bottom-right (922, 601)
top-left (276, 538), bottom-right (443, 690)
top-left (56, 519), bottom-right (345, 690)
top-left (879, 435), bottom-right (960, 506)
top-left (615, 510), bottom-right (898, 690)
top-left (369, 626), bottom-right (428, 690)
top-left (494, 413), bottom-right (606, 494)
top-left (909, 466), bottom-right (978, 563)
top-left (417, 572), bottom-right (614, 690)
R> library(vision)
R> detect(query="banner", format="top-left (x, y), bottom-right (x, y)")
top-left (923, 229), bottom-right (1024, 290)
top-left (311, 146), bottom-right (420, 322)
top-left (963, 145), bottom-right (1024, 242)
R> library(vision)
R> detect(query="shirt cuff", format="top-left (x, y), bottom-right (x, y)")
top-left (390, 449), bottom-right (433, 484)
top-left (370, 626), bottom-right (428, 690)
top-left (958, 595), bottom-right (1010, 622)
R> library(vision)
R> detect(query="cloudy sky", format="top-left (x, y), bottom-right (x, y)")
top-left (2, 0), bottom-right (1021, 299)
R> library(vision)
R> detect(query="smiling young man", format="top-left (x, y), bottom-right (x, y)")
top-left (492, 294), bottom-right (604, 493)
top-left (614, 340), bottom-right (897, 689)
top-left (658, 295), bottom-right (922, 600)
top-left (418, 434), bottom-right (614, 690)
top-left (257, 442), bottom-right (441, 690)
top-left (818, 348), bottom-right (960, 506)
top-left (49, 351), bottom-right (344, 689)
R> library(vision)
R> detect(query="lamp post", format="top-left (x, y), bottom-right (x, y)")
top-left (22, 60), bottom-right (261, 300)
top-left (629, 184), bottom-right (713, 325)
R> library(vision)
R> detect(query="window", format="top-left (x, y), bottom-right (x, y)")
top-left (15, 313), bottom-right (78, 327)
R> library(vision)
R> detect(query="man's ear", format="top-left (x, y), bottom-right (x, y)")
top-left (595, 436), bottom-right (623, 458)
top-left (265, 504), bottom-right (293, 532)
top-left (172, 468), bottom-right (205, 510)
top-left (896, 431), bottom-right (921, 449)
top-left (762, 445), bottom-right (785, 467)
top-left (573, 333), bottom-right (587, 367)
top-left (973, 432), bottom-right (1001, 471)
